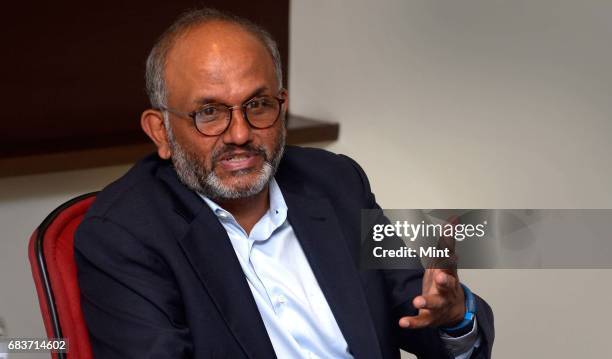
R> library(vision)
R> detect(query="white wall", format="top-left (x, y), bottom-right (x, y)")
top-left (290, 0), bottom-right (612, 358)
top-left (0, 165), bottom-right (130, 358)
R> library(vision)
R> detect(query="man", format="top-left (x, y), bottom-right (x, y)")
top-left (75, 8), bottom-right (493, 358)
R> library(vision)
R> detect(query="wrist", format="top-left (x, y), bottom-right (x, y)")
top-left (441, 283), bottom-right (476, 337)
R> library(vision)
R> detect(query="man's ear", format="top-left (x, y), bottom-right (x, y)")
top-left (280, 88), bottom-right (289, 110)
top-left (141, 109), bottom-right (172, 159)
top-left (279, 88), bottom-right (289, 130)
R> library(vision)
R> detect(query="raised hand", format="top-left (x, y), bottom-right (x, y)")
top-left (398, 232), bottom-right (466, 329)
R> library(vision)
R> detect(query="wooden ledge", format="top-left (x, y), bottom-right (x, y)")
top-left (0, 115), bottom-right (338, 177)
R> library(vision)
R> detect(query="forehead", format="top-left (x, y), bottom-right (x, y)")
top-left (164, 21), bottom-right (277, 103)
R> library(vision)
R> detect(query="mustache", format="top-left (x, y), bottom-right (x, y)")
top-left (211, 144), bottom-right (269, 164)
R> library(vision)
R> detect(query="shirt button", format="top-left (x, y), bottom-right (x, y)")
top-left (277, 295), bottom-right (286, 305)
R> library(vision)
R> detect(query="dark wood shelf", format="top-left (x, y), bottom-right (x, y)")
top-left (0, 115), bottom-right (338, 177)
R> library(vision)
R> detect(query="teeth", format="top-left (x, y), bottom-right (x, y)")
top-left (226, 156), bottom-right (248, 162)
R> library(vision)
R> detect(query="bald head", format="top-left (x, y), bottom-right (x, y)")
top-left (164, 21), bottom-right (279, 110)
top-left (145, 8), bottom-right (282, 109)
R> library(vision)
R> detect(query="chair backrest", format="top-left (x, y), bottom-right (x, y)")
top-left (28, 193), bottom-right (98, 359)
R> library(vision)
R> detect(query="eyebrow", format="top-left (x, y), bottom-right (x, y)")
top-left (193, 86), bottom-right (270, 107)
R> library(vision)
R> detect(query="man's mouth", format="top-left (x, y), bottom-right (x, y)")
top-left (216, 151), bottom-right (262, 172)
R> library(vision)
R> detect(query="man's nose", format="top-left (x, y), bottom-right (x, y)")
top-left (222, 108), bottom-right (252, 145)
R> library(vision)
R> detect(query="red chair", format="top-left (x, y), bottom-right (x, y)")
top-left (28, 192), bottom-right (98, 359)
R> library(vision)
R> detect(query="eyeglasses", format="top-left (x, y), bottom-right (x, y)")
top-left (160, 95), bottom-right (286, 136)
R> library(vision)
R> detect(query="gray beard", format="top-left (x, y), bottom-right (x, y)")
top-left (166, 127), bottom-right (285, 200)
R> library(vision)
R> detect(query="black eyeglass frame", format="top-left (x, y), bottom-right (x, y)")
top-left (159, 95), bottom-right (286, 136)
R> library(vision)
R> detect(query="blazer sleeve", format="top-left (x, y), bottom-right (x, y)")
top-left (74, 216), bottom-right (193, 359)
top-left (340, 154), bottom-right (495, 358)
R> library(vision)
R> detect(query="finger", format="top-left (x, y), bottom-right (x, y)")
top-left (399, 311), bottom-right (432, 329)
top-left (413, 295), bottom-right (426, 309)
top-left (434, 271), bottom-right (458, 293)
top-left (432, 216), bottom-right (459, 274)
top-left (438, 227), bottom-right (456, 252)
top-left (422, 270), bottom-right (457, 295)
top-left (413, 294), bottom-right (446, 311)
top-left (427, 237), bottom-right (458, 274)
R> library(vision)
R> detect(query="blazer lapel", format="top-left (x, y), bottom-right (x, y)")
top-left (283, 189), bottom-right (384, 359)
top-left (177, 209), bottom-right (277, 359)
top-left (160, 165), bottom-right (276, 359)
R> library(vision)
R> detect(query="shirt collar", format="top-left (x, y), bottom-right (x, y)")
top-left (198, 178), bottom-right (288, 227)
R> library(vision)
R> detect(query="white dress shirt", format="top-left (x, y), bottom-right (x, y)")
top-left (200, 179), bottom-right (479, 358)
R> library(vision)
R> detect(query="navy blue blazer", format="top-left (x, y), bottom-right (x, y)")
top-left (75, 146), bottom-right (494, 358)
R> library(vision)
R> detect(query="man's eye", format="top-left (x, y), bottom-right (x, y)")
top-left (246, 100), bottom-right (262, 109)
top-left (201, 107), bottom-right (218, 116)
top-left (247, 98), bottom-right (273, 109)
